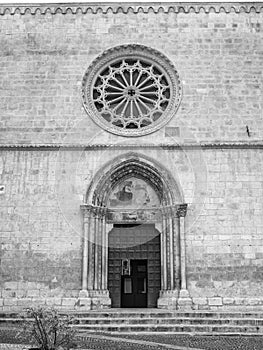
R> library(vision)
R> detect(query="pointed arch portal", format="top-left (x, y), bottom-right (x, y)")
top-left (79, 153), bottom-right (192, 310)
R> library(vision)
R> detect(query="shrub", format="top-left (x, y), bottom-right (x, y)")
top-left (16, 307), bottom-right (76, 350)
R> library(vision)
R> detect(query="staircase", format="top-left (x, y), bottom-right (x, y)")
top-left (70, 309), bottom-right (263, 335)
top-left (2, 309), bottom-right (263, 335)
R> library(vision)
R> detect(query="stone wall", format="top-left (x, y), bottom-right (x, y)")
top-left (0, 4), bottom-right (262, 145)
top-left (187, 148), bottom-right (263, 310)
top-left (0, 3), bottom-right (262, 310)
top-left (0, 146), bottom-right (262, 310)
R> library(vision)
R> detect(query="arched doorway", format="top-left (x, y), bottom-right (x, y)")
top-left (79, 153), bottom-right (192, 310)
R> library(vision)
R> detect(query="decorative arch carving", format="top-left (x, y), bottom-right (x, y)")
top-left (86, 152), bottom-right (184, 208)
top-left (80, 152), bottom-right (191, 310)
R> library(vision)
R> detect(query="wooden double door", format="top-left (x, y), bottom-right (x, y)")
top-left (121, 259), bottom-right (147, 308)
top-left (108, 224), bottom-right (161, 308)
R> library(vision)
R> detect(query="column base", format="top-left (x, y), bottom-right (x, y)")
top-left (177, 289), bottom-right (193, 310)
top-left (157, 290), bottom-right (179, 310)
top-left (88, 290), bottom-right (111, 310)
top-left (76, 290), bottom-right (92, 310)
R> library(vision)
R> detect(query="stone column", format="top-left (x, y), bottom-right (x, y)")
top-left (78, 206), bottom-right (92, 309)
top-left (93, 212), bottom-right (99, 290)
top-left (162, 214), bottom-right (168, 290)
top-left (157, 206), bottom-right (178, 309)
top-left (79, 205), bottom-right (111, 310)
top-left (101, 215), bottom-right (107, 290)
top-left (87, 208), bottom-right (96, 290)
top-left (177, 204), bottom-right (192, 309)
top-left (173, 214), bottom-right (181, 291)
top-left (81, 210), bottom-right (89, 291)
top-left (169, 215), bottom-right (174, 290)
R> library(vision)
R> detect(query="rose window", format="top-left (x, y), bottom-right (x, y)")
top-left (82, 45), bottom-right (182, 136)
top-left (93, 59), bottom-right (170, 130)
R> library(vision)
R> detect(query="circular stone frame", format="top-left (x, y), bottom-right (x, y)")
top-left (82, 44), bottom-right (182, 137)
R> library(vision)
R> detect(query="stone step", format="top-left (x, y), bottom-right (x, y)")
top-left (73, 323), bottom-right (263, 333)
top-left (64, 311), bottom-right (175, 319)
top-left (65, 311), bottom-right (263, 319)
top-left (2, 311), bottom-right (263, 334)
top-left (2, 310), bottom-right (263, 319)
top-left (73, 317), bottom-right (263, 326)
top-left (2, 315), bottom-right (263, 325)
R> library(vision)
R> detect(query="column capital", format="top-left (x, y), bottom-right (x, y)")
top-left (161, 204), bottom-right (180, 217)
top-left (177, 204), bottom-right (188, 218)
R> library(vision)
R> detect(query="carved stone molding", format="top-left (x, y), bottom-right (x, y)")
top-left (0, 3), bottom-right (262, 16)
top-left (1, 142), bottom-right (263, 150)
top-left (81, 203), bottom-right (187, 223)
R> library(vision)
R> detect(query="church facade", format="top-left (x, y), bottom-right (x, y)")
top-left (0, 2), bottom-right (263, 311)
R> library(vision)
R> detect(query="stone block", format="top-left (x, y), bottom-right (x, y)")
top-left (31, 298), bottom-right (46, 306)
top-left (76, 298), bottom-right (91, 310)
top-left (17, 282), bottom-right (27, 289)
top-left (46, 298), bottom-right (62, 306)
top-left (61, 298), bottom-right (77, 307)
top-left (0, 299), bottom-right (3, 306)
top-left (208, 297), bottom-right (223, 306)
top-left (210, 306), bottom-right (220, 311)
top-left (27, 289), bottom-right (40, 298)
top-left (193, 297), bottom-right (207, 305)
top-left (91, 297), bottom-right (111, 310)
top-left (17, 298), bottom-right (33, 307)
top-left (2, 290), bottom-right (16, 298)
top-left (223, 298), bottom-right (234, 305)
top-left (4, 282), bottom-right (18, 290)
top-left (27, 282), bottom-right (39, 290)
top-left (198, 305), bottom-right (210, 310)
top-left (246, 298), bottom-right (261, 306)
top-left (3, 298), bottom-right (18, 306)
top-left (16, 290), bottom-right (27, 298)
top-left (234, 298), bottom-right (245, 305)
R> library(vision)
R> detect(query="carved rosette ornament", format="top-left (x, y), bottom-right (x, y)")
top-left (82, 44), bottom-right (182, 136)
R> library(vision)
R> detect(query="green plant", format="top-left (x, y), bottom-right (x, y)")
top-left (17, 307), bottom-right (76, 350)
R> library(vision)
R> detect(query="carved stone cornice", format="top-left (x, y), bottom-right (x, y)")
top-left (0, 3), bottom-right (262, 16)
top-left (1, 142), bottom-right (263, 150)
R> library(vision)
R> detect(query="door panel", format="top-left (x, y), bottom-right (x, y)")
top-left (121, 260), bottom-right (147, 308)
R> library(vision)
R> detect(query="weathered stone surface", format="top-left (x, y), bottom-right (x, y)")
top-left (0, 6), bottom-right (261, 144)
top-left (0, 3), bottom-right (262, 311)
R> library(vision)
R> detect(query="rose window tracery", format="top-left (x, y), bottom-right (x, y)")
top-left (93, 59), bottom-right (170, 130)
top-left (82, 45), bottom-right (182, 136)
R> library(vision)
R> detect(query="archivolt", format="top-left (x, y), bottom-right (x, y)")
top-left (86, 152), bottom-right (183, 207)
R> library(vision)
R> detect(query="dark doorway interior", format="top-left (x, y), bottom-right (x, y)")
top-left (121, 259), bottom-right (147, 308)
top-left (108, 224), bottom-right (161, 308)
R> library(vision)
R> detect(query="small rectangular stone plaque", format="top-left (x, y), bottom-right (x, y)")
top-left (165, 127), bottom-right (180, 137)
